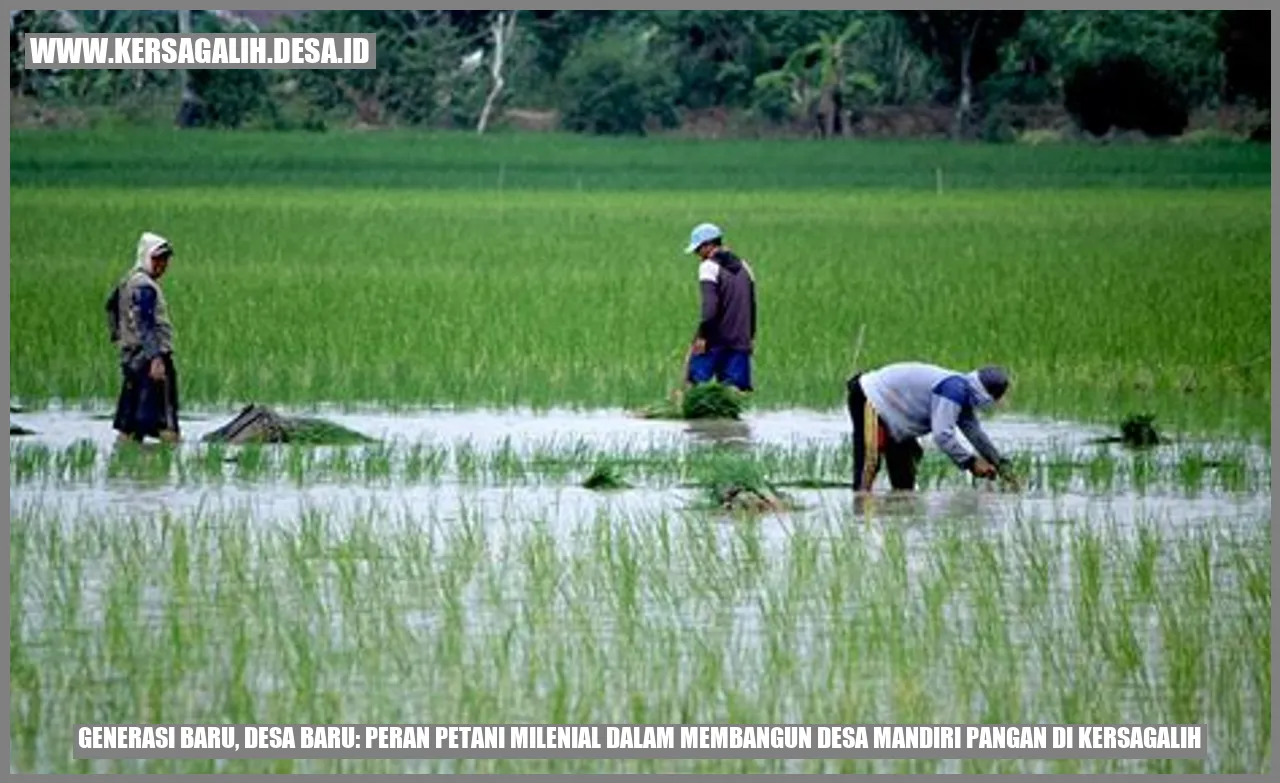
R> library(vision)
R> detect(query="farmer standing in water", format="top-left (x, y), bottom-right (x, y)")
top-left (846, 362), bottom-right (1015, 492)
top-left (682, 222), bottom-right (758, 394)
top-left (107, 231), bottom-right (181, 444)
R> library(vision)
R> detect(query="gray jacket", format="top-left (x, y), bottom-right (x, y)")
top-left (857, 362), bottom-right (1004, 470)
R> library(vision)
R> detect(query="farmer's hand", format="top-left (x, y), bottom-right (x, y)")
top-left (149, 357), bottom-right (166, 381)
top-left (995, 459), bottom-right (1022, 491)
top-left (969, 456), bottom-right (998, 479)
top-left (690, 338), bottom-right (707, 356)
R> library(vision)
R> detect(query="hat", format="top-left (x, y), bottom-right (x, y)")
top-left (685, 222), bottom-right (723, 254)
top-left (134, 231), bottom-right (173, 275)
top-left (976, 365), bottom-right (1010, 401)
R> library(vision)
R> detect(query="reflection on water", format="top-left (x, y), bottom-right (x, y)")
top-left (9, 404), bottom-right (1270, 538)
top-left (10, 402), bottom-right (1110, 454)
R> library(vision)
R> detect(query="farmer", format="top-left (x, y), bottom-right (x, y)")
top-left (683, 222), bottom-right (757, 393)
top-left (107, 231), bottom-right (181, 444)
top-left (846, 362), bottom-right (1013, 492)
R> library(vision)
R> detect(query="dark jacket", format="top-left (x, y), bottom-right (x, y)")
top-left (696, 248), bottom-right (757, 353)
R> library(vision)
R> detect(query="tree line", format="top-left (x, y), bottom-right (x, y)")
top-left (10, 10), bottom-right (1270, 141)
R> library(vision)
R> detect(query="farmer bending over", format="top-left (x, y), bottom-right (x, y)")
top-left (846, 362), bottom-right (1013, 492)
top-left (107, 231), bottom-right (181, 444)
top-left (683, 222), bottom-right (757, 393)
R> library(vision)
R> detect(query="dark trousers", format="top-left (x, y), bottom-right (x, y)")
top-left (846, 373), bottom-right (923, 491)
top-left (113, 353), bottom-right (180, 440)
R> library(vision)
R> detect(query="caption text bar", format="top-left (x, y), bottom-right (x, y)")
top-left (74, 724), bottom-right (1207, 760)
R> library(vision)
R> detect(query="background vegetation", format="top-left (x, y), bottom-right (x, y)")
top-left (10, 10), bottom-right (1271, 143)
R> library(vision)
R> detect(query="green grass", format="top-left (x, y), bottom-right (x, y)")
top-left (9, 129), bottom-right (1272, 191)
top-left (9, 501), bottom-right (1270, 773)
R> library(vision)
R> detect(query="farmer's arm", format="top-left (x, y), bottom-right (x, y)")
top-left (695, 260), bottom-right (720, 342)
top-left (929, 377), bottom-right (979, 470)
top-left (958, 412), bottom-right (1004, 467)
top-left (131, 285), bottom-right (163, 361)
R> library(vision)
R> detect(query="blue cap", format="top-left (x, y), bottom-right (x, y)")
top-left (685, 222), bottom-right (723, 254)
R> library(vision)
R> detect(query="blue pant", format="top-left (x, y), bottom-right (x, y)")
top-left (687, 348), bottom-right (753, 392)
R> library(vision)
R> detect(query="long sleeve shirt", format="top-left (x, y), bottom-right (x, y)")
top-left (117, 271), bottom-right (174, 364)
top-left (696, 248), bottom-right (756, 352)
top-left (857, 362), bottom-right (1004, 470)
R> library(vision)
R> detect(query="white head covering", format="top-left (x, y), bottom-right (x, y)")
top-left (134, 231), bottom-right (172, 276)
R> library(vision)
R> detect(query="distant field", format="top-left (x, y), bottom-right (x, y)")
top-left (8, 131), bottom-right (1271, 437)
top-left (9, 129), bottom-right (1273, 191)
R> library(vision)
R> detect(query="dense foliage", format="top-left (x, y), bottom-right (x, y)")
top-left (10, 10), bottom-right (1268, 139)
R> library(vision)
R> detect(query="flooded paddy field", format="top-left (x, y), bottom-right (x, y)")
top-left (9, 404), bottom-right (1272, 774)
top-left (9, 132), bottom-right (1271, 773)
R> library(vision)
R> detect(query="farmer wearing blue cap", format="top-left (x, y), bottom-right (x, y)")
top-left (681, 222), bottom-right (757, 393)
top-left (846, 362), bottom-right (1016, 492)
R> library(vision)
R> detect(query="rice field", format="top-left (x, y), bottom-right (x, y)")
top-left (7, 130), bottom-right (1273, 773)
top-left (9, 131), bottom-right (1272, 435)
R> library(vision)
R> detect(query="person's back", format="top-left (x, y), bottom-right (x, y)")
top-left (858, 362), bottom-right (957, 439)
top-left (848, 360), bottom-right (1012, 491)
top-left (699, 248), bottom-right (756, 353)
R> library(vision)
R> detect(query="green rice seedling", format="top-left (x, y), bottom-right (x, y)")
top-left (10, 432), bottom-right (1268, 498)
top-left (691, 453), bottom-right (800, 514)
top-left (1084, 447), bottom-right (1118, 494)
top-left (1176, 447), bottom-right (1209, 496)
top-left (915, 453), bottom-right (954, 491)
top-left (582, 461), bottom-right (630, 491)
top-left (283, 443), bottom-right (315, 486)
top-left (103, 442), bottom-right (175, 485)
top-left (681, 382), bottom-right (748, 420)
top-left (1120, 413), bottom-right (1163, 448)
top-left (1128, 451), bottom-right (1157, 496)
top-left (1215, 453), bottom-right (1249, 494)
top-left (361, 443), bottom-right (395, 483)
top-left (636, 382), bottom-right (750, 421)
top-left (490, 437), bottom-right (528, 483)
top-left (287, 418), bottom-right (377, 446)
top-left (199, 442), bottom-right (228, 481)
top-left (404, 443), bottom-right (449, 484)
top-left (455, 441), bottom-right (480, 483)
top-left (10, 443), bottom-right (50, 483)
top-left (1046, 455), bottom-right (1074, 495)
top-left (231, 444), bottom-right (268, 481)
top-left (325, 447), bottom-right (357, 482)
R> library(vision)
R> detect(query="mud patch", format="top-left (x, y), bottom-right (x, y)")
top-left (202, 404), bottom-right (375, 446)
